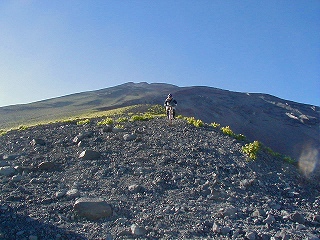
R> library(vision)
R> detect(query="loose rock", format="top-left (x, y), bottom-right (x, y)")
top-left (78, 149), bottom-right (100, 160)
top-left (74, 197), bottom-right (113, 220)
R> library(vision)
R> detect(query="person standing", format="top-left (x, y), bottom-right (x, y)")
top-left (164, 93), bottom-right (177, 119)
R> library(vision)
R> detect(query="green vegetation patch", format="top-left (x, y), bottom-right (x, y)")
top-left (210, 122), bottom-right (220, 128)
top-left (0, 129), bottom-right (7, 136)
top-left (221, 126), bottom-right (246, 141)
top-left (116, 117), bottom-right (128, 123)
top-left (130, 113), bottom-right (154, 122)
top-left (185, 117), bottom-right (204, 127)
top-left (77, 119), bottom-right (91, 125)
top-left (97, 117), bottom-right (114, 126)
top-left (114, 124), bottom-right (124, 129)
top-left (242, 140), bottom-right (262, 160)
top-left (147, 104), bottom-right (166, 115)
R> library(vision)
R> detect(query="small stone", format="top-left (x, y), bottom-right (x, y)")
top-left (275, 230), bottom-right (290, 240)
top-left (73, 132), bottom-right (93, 144)
top-left (269, 202), bottom-right (281, 210)
top-left (30, 138), bottom-right (46, 146)
top-left (112, 127), bottom-right (124, 133)
top-left (221, 226), bottom-right (231, 235)
top-left (101, 125), bottom-right (113, 133)
top-left (29, 235), bottom-right (38, 240)
top-left (131, 224), bottom-right (147, 236)
top-left (55, 190), bottom-right (67, 198)
top-left (0, 160), bottom-right (8, 167)
top-left (128, 184), bottom-right (144, 193)
top-left (306, 234), bottom-right (320, 240)
top-left (77, 141), bottom-right (85, 147)
top-left (29, 178), bottom-right (45, 184)
top-left (66, 189), bottom-right (80, 198)
top-left (3, 154), bottom-right (19, 160)
top-left (259, 233), bottom-right (271, 240)
top-left (296, 224), bottom-right (306, 230)
top-left (212, 222), bottom-right (220, 233)
top-left (246, 231), bottom-right (257, 240)
top-left (11, 174), bottom-right (22, 182)
top-left (16, 230), bottom-right (25, 236)
top-left (223, 207), bottom-right (238, 218)
top-left (290, 212), bottom-right (305, 224)
top-left (38, 161), bottom-right (56, 171)
top-left (240, 179), bottom-right (254, 189)
top-left (123, 133), bottom-right (136, 141)
top-left (313, 215), bottom-right (320, 222)
top-left (0, 166), bottom-right (16, 176)
top-left (79, 150), bottom-right (100, 160)
top-left (252, 208), bottom-right (266, 217)
top-left (263, 214), bottom-right (275, 224)
top-left (105, 233), bottom-right (113, 240)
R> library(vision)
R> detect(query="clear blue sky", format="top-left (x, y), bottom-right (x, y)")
top-left (1, 0), bottom-right (319, 107)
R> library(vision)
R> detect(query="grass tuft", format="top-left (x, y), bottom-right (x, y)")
top-left (77, 119), bottom-right (90, 125)
top-left (242, 141), bottom-right (261, 160)
top-left (97, 117), bottom-right (114, 126)
top-left (185, 117), bottom-right (204, 127)
top-left (221, 126), bottom-right (246, 141)
top-left (210, 122), bottom-right (220, 128)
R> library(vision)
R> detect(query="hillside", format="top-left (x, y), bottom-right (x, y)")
top-left (0, 82), bottom-right (319, 179)
top-left (0, 116), bottom-right (319, 239)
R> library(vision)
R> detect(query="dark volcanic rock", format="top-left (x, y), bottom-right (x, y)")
top-left (73, 197), bottom-right (113, 220)
top-left (0, 117), bottom-right (319, 239)
top-left (78, 149), bottom-right (100, 160)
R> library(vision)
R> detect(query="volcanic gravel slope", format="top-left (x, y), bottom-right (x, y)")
top-left (0, 117), bottom-right (319, 240)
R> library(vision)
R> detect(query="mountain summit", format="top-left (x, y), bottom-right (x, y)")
top-left (0, 82), bottom-right (319, 178)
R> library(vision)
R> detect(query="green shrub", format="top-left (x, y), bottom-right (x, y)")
top-left (234, 134), bottom-right (246, 141)
top-left (265, 147), bottom-right (295, 164)
top-left (242, 141), bottom-right (261, 160)
top-left (0, 129), bottom-right (7, 136)
top-left (97, 117), bottom-right (114, 125)
top-left (221, 126), bottom-right (234, 136)
top-left (210, 122), bottom-right (220, 128)
top-left (283, 156), bottom-right (296, 164)
top-left (116, 117), bottom-right (128, 123)
top-left (185, 117), bottom-right (204, 127)
top-left (130, 114), bottom-right (150, 122)
top-left (220, 126), bottom-right (246, 141)
top-left (18, 125), bottom-right (29, 131)
top-left (77, 119), bottom-right (90, 125)
top-left (147, 104), bottom-right (165, 115)
top-left (265, 147), bottom-right (281, 157)
top-left (114, 124), bottom-right (124, 129)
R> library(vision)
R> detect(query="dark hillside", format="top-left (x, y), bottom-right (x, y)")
top-left (0, 117), bottom-right (319, 239)
top-left (0, 82), bottom-right (319, 179)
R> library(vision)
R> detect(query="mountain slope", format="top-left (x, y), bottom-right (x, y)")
top-left (0, 117), bottom-right (319, 239)
top-left (0, 82), bottom-right (319, 178)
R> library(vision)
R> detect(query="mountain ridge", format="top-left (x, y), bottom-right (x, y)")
top-left (0, 82), bottom-right (319, 179)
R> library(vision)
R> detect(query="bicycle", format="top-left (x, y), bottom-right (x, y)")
top-left (167, 106), bottom-right (174, 125)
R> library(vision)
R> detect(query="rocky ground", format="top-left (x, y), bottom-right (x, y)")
top-left (0, 117), bottom-right (319, 240)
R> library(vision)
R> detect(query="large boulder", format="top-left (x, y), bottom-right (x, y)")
top-left (73, 198), bottom-right (112, 220)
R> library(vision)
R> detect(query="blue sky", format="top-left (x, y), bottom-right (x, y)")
top-left (0, 0), bottom-right (319, 107)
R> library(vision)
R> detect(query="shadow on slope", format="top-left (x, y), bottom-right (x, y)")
top-left (0, 205), bottom-right (86, 240)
